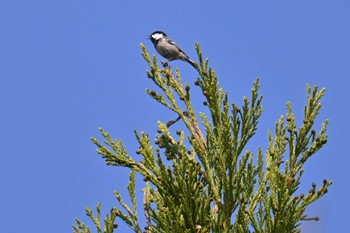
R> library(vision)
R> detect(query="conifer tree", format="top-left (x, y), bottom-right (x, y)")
top-left (74, 43), bottom-right (331, 233)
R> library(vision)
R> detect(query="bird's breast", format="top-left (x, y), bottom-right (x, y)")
top-left (156, 40), bottom-right (179, 60)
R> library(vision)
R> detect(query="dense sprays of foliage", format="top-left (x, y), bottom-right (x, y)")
top-left (74, 44), bottom-right (331, 233)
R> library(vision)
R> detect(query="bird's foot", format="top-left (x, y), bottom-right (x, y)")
top-left (161, 61), bottom-right (170, 68)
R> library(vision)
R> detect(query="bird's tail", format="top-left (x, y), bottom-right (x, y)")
top-left (186, 58), bottom-right (197, 69)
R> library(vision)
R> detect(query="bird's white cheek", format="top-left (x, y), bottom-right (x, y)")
top-left (152, 33), bottom-right (163, 40)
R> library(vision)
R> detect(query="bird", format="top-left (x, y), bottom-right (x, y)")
top-left (148, 31), bottom-right (196, 68)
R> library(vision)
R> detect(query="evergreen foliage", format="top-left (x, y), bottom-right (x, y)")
top-left (74, 43), bottom-right (332, 233)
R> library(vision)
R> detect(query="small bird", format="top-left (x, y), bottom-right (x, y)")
top-left (149, 31), bottom-right (196, 68)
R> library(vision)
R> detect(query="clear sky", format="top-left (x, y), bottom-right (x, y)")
top-left (1, 1), bottom-right (349, 232)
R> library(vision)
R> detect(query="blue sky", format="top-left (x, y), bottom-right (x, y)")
top-left (1, 1), bottom-right (349, 232)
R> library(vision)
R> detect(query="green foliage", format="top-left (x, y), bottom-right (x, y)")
top-left (74, 43), bottom-right (331, 233)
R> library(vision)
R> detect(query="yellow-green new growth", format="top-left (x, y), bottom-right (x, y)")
top-left (74, 43), bottom-right (331, 233)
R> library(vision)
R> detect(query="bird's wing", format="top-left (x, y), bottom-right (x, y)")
top-left (167, 39), bottom-right (190, 59)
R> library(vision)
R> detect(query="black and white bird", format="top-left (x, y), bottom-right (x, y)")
top-left (149, 31), bottom-right (196, 68)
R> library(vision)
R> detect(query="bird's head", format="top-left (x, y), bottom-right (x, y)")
top-left (148, 31), bottom-right (167, 45)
